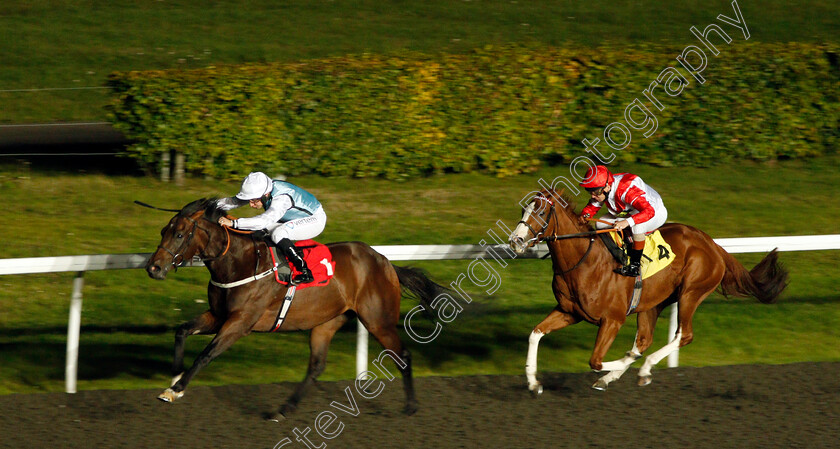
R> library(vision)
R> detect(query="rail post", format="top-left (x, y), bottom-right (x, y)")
top-left (667, 304), bottom-right (679, 368)
top-left (66, 271), bottom-right (85, 393)
top-left (356, 319), bottom-right (369, 378)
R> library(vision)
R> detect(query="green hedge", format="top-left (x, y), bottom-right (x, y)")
top-left (107, 43), bottom-right (840, 179)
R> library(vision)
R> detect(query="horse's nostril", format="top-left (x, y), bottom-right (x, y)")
top-left (149, 265), bottom-right (160, 273)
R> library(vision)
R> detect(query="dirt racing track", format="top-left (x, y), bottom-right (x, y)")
top-left (1, 362), bottom-right (838, 449)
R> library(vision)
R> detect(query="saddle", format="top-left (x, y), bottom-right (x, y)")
top-left (254, 232), bottom-right (336, 289)
top-left (599, 230), bottom-right (628, 266)
top-left (600, 230), bottom-right (675, 280)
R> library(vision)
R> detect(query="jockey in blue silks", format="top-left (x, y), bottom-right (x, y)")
top-left (217, 172), bottom-right (326, 285)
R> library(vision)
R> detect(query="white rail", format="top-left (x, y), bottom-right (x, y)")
top-left (3, 234), bottom-right (839, 276)
top-left (2, 234), bottom-right (839, 393)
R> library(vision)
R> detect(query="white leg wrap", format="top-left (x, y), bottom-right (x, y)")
top-left (596, 340), bottom-right (642, 385)
top-left (597, 369), bottom-right (625, 386)
top-left (639, 331), bottom-right (681, 378)
top-left (170, 372), bottom-right (184, 387)
top-left (599, 351), bottom-right (641, 372)
top-left (525, 330), bottom-right (544, 390)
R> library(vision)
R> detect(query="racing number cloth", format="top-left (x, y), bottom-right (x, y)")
top-left (279, 240), bottom-right (336, 289)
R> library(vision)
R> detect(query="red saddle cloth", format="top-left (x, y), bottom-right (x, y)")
top-left (276, 240), bottom-right (336, 289)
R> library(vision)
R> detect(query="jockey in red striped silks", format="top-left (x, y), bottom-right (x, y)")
top-left (578, 165), bottom-right (668, 277)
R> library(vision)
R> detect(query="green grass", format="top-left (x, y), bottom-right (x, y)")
top-left (1, 0), bottom-right (838, 122)
top-left (1, 157), bottom-right (839, 394)
top-left (1, 0), bottom-right (838, 395)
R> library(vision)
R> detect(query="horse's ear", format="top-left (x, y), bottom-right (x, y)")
top-left (557, 188), bottom-right (565, 199)
top-left (189, 209), bottom-right (207, 222)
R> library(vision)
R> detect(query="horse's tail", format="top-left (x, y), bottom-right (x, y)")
top-left (391, 265), bottom-right (449, 312)
top-left (717, 247), bottom-right (789, 304)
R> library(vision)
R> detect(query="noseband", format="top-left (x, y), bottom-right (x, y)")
top-left (516, 195), bottom-right (557, 247)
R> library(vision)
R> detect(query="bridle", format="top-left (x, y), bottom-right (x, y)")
top-left (156, 216), bottom-right (201, 271)
top-left (516, 194), bottom-right (616, 274)
top-left (156, 213), bottom-right (232, 271)
top-left (515, 194), bottom-right (559, 248)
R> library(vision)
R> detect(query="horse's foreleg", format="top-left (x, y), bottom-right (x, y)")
top-left (595, 306), bottom-right (663, 388)
top-left (276, 314), bottom-right (350, 418)
top-left (171, 310), bottom-right (220, 385)
top-left (594, 335), bottom-right (642, 389)
top-left (589, 318), bottom-right (624, 391)
top-left (526, 308), bottom-right (579, 396)
top-left (159, 312), bottom-right (256, 402)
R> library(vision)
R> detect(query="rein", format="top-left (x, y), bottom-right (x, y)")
top-left (519, 194), bottom-right (619, 274)
top-left (190, 215), bottom-right (252, 262)
top-left (543, 228), bottom-right (617, 242)
top-left (157, 210), bottom-right (277, 288)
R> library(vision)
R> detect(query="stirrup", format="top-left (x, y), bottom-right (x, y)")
top-left (614, 264), bottom-right (640, 278)
top-left (290, 269), bottom-right (314, 285)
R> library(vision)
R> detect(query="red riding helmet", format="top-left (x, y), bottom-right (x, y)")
top-left (579, 165), bottom-right (614, 189)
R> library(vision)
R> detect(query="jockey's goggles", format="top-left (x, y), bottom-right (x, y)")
top-left (585, 186), bottom-right (606, 195)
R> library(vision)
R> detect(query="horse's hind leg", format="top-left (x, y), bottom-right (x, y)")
top-left (637, 286), bottom-right (715, 386)
top-left (170, 310), bottom-right (221, 386)
top-left (364, 322), bottom-right (418, 415)
top-left (594, 306), bottom-right (663, 390)
top-left (276, 313), bottom-right (350, 418)
top-left (636, 326), bottom-right (682, 387)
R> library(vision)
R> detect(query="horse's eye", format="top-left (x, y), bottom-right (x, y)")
top-left (176, 233), bottom-right (184, 239)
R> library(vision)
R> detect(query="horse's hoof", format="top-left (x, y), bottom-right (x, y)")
top-left (592, 379), bottom-right (608, 391)
top-left (638, 375), bottom-right (652, 387)
top-left (404, 403), bottom-right (418, 416)
top-left (262, 411), bottom-right (283, 422)
top-left (529, 384), bottom-right (544, 397)
top-left (157, 388), bottom-right (184, 402)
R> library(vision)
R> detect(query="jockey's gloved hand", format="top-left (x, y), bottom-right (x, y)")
top-left (578, 214), bottom-right (590, 226)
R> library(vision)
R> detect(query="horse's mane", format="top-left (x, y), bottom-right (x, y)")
top-left (539, 188), bottom-right (591, 232)
top-left (179, 197), bottom-right (225, 223)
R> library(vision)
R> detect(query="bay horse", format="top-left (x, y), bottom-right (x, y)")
top-left (145, 198), bottom-right (448, 418)
top-left (509, 188), bottom-right (788, 393)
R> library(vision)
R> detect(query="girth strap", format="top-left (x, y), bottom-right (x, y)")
top-left (627, 276), bottom-right (643, 315)
top-left (271, 286), bottom-right (297, 332)
top-left (209, 268), bottom-right (276, 289)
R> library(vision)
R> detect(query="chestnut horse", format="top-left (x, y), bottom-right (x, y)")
top-left (145, 198), bottom-right (447, 418)
top-left (509, 189), bottom-right (788, 393)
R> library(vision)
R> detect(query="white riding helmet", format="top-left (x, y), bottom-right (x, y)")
top-left (236, 172), bottom-right (273, 200)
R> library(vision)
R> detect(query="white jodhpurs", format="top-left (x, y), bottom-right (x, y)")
top-left (595, 207), bottom-right (667, 239)
top-left (268, 207), bottom-right (327, 243)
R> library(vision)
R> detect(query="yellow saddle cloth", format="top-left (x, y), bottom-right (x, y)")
top-left (610, 230), bottom-right (675, 279)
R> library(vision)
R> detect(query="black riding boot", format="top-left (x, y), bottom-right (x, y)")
top-left (278, 238), bottom-right (314, 285)
top-left (615, 247), bottom-right (642, 277)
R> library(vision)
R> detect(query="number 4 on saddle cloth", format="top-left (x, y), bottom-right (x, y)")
top-left (269, 240), bottom-right (336, 289)
top-left (602, 230), bottom-right (675, 280)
